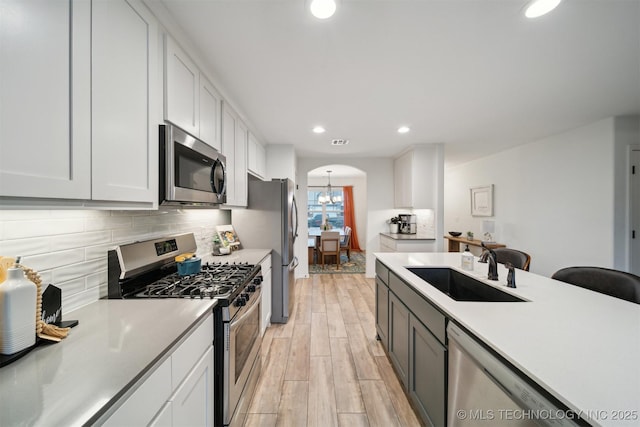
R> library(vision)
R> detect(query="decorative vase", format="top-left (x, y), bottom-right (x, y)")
top-left (390, 223), bottom-right (399, 234)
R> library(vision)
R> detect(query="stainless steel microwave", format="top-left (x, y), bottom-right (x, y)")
top-left (159, 124), bottom-right (226, 206)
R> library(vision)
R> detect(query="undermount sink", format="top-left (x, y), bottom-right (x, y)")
top-left (407, 267), bottom-right (526, 302)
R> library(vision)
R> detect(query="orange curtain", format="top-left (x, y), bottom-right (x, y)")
top-left (342, 186), bottom-right (361, 251)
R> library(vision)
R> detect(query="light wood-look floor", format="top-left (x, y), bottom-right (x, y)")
top-left (245, 273), bottom-right (423, 427)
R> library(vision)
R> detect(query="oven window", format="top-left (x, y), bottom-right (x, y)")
top-left (234, 304), bottom-right (260, 381)
top-left (175, 142), bottom-right (213, 193)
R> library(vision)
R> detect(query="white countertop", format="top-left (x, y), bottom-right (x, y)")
top-left (375, 252), bottom-right (640, 427)
top-left (0, 299), bottom-right (216, 426)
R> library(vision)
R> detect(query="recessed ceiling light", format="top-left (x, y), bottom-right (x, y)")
top-left (525, 0), bottom-right (562, 18)
top-left (310, 0), bottom-right (336, 19)
top-left (312, 126), bottom-right (326, 134)
top-left (398, 126), bottom-right (410, 134)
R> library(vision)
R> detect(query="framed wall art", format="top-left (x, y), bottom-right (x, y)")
top-left (470, 185), bottom-right (493, 217)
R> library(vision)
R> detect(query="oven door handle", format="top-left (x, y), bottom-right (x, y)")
top-left (230, 292), bottom-right (261, 329)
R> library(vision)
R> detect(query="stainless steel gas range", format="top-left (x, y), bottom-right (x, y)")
top-left (107, 233), bottom-right (263, 427)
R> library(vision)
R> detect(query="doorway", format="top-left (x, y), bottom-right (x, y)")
top-left (306, 165), bottom-right (367, 274)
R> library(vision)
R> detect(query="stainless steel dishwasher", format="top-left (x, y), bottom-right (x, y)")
top-left (447, 323), bottom-right (581, 427)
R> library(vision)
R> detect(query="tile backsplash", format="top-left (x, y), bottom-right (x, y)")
top-left (0, 209), bottom-right (231, 312)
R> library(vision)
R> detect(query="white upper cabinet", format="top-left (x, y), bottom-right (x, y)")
top-left (394, 144), bottom-right (444, 209)
top-left (235, 119), bottom-right (248, 206)
top-left (164, 35), bottom-right (199, 137)
top-left (92, 0), bottom-right (159, 204)
top-left (199, 76), bottom-right (222, 151)
top-left (0, 0), bottom-right (159, 207)
top-left (247, 132), bottom-right (266, 179)
top-left (164, 35), bottom-right (222, 151)
top-left (0, 0), bottom-right (91, 199)
top-left (221, 102), bottom-right (248, 207)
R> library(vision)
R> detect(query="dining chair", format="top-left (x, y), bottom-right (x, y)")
top-left (340, 226), bottom-right (352, 261)
top-left (493, 248), bottom-right (531, 271)
top-left (551, 266), bottom-right (640, 304)
top-left (307, 237), bottom-right (317, 265)
top-left (318, 231), bottom-right (340, 270)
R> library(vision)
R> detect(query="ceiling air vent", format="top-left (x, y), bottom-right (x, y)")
top-left (331, 139), bottom-right (349, 146)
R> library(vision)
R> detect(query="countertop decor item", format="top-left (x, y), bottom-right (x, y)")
top-left (448, 231), bottom-right (462, 237)
top-left (0, 258), bottom-right (36, 355)
top-left (216, 224), bottom-right (241, 249)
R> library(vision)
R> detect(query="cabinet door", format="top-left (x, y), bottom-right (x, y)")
top-left (375, 277), bottom-right (389, 348)
top-left (171, 346), bottom-right (214, 427)
top-left (247, 132), bottom-right (265, 179)
top-left (104, 357), bottom-right (172, 427)
top-left (221, 103), bottom-right (237, 204)
top-left (393, 151), bottom-right (412, 208)
top-left (260, 264), bottom-right (272, 336)
top-left (199, 75), bottom-right (222, 151)
top-left (92, 0), bottom-right (158, 204)
top-left (388, 293), bottom-right (410, 389)
top-left (165, 35), bottom-right (199, 136)
top-left (256, 141), bottom-right (266, 178)
top-left (234, 119), bottom-right (248, 206)
top-left (409, 315), bottom-right (446, 427)
top-left (0, 0), bottom-right (90, 199)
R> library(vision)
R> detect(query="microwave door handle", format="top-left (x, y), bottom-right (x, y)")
top-left (210, 159), bottom-right (226, 197)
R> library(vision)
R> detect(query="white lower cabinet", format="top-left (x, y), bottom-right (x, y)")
top-left (380, 235), bottom-right (436, 253)
top-left (105, 313), bottom-right (214, 426)
top-left (259, 254), bottom-right (272, 335)
top-left (170, 346), bottom-right (214, 426)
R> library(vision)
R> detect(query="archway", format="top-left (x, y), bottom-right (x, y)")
top-left (296, 157), bottom-right (396, 278)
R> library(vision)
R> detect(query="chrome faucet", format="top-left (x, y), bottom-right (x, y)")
top-left (480, 245), bottom-right (499, 281)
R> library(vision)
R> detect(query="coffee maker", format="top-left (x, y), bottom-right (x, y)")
top-left (398, 214), bottom-right (417, 234)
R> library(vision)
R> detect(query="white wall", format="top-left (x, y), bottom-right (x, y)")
top-left (307, 175), bottom-right (368, 250)
top-left (444, 117), bottom-right (631, 277)
top-left (298, 157), bottom-right (395, 278)
top-left (0, 209), bottom-right (231, 312)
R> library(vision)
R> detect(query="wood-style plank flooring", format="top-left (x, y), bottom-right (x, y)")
top-left (245, 273), bottom-right (423, 427)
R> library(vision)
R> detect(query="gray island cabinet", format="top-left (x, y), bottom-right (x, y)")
top-left (376, 259), bottom-right (446, 427)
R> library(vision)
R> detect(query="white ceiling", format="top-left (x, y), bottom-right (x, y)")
top-left (157, 0), bottom-right (640, 166)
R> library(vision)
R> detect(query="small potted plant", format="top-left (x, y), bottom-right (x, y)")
top-left (466, 231), bottom-right (474, 240)
top-left (389, 216), bottom-right (400, 234)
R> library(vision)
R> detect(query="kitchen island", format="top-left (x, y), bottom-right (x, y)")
top-left (375, 252), bottom-right (640, 427)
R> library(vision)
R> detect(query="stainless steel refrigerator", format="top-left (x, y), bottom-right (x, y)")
top-left (233, 178), bottom-right (299, 323)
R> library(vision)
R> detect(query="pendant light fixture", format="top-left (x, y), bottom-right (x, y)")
top-left (318, 170), bottom-right (342, 204)
top-left (310, 0), bottom-right (336, 19)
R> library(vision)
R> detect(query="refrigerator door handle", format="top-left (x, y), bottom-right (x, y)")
top-left (292, 195), bottom-right (299, 240)
top-left (289, 257), bottom-right (299, 271)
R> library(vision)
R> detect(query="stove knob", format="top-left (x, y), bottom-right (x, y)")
top-left (253, 276), bottom-right (263, 285)
top-left (242, 293), bottom-right (250, 301)
top-left (248, 285), bottom-right (256, 292)
top-left (235, 297), bottom-right (246, 307)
